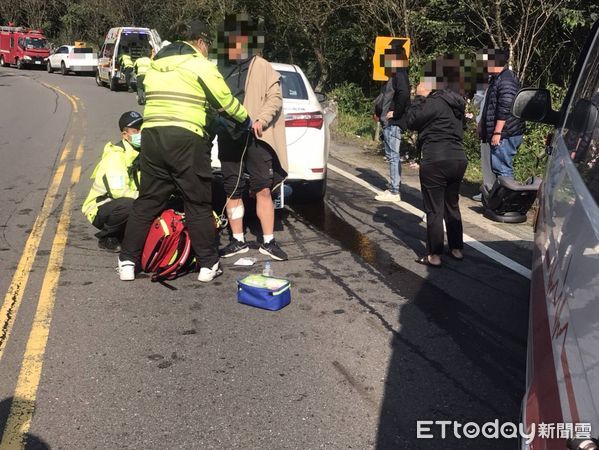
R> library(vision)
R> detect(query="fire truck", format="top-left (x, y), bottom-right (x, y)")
top-left (0, 26), bottom-right (50, 69)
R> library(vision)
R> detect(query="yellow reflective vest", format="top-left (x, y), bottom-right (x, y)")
top-left (119, 54), bottom-right (133, 69)
top-left (81, 140), bottom-right (140, 223)
top-left (134, 56), bottom-right (151, 77)
top-left (142, 41), bottom-right (248, 137)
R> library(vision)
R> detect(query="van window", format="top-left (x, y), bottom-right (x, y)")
top-left (102, 43), bottom-right (115, 59)
top-left (562, 32), bottom-right (599, 204)
top-left (119, 32), bottom-right (151, 59)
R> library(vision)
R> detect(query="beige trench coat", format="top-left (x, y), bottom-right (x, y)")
top-left (243, 55), bottom-right (288, 174)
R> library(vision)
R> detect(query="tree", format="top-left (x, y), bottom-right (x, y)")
top-left (459, 0), bottom-right (569, 83)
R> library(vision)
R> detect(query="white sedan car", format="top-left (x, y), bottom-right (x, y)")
top-left (211, 62), bottom-right (332, 202)
top-left (47, 45), bottom-right (98, 75)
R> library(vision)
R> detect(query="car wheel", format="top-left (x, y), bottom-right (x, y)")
top-left (109, 77), bottom-right (118, 91)
top-left (46, 61), bottom-right (53, 73)
top-left (16, 58), bottom-right (24, 70)
top-left (0, 56), bottom-right (7, 67)
top-left (60, 61), bottom-right (67, 75)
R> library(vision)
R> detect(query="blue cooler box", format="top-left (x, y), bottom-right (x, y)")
top-left (237, 275), bottom-right (291, 311)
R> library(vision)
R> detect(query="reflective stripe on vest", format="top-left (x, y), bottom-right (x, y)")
top-left (145, 90), bottom-right (207, 106)
top-left (142, 48), bottom-right (247, 137)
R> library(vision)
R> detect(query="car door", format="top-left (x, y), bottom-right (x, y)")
top-left (49, 46), bottom-right (60, 67)
top-left (51, 46), bottom-right (66, 67)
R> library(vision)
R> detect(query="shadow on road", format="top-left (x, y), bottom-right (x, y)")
top-left (291, 199), bottom-right (528, 449)
top-left (0, 397), bottom-right (51, 449)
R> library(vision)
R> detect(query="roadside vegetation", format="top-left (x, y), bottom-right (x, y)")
top-left (1, 0), bottom-right (596, 182)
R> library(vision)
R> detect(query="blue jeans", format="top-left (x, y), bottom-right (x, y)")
top-left (383, 125), bottom-right (401, 193)
top-left (490, 135), bottom-right (523, 178)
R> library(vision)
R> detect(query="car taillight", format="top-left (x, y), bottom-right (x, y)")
top-left (285, 112), bottom-right (323, 129)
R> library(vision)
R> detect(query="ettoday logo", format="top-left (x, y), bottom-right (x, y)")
top-left (416, 420), bottom-right (593, 444)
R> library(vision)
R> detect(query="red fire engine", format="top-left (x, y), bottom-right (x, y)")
top-left (0, 26), bottom-right (50, 69)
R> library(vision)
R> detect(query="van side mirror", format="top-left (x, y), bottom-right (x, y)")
top-left (315, 92), bottom-right (326, 103)
top-left (512, 88), bottom-right (557, 125)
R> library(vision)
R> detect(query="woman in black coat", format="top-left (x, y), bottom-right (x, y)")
top-left (401, 85), bottom-right (468, 267)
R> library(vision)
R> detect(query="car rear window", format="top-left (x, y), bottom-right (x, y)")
top-left (278, 71), bottom-right (308, 100)
top-left (73, 48), bottom-right (94, 54)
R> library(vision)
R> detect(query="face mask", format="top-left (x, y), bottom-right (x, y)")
top-left (129, 132), bottom-right (141, 148)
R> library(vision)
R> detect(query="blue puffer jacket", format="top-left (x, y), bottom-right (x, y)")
top-left (481, 68), bottom-right (525, 142)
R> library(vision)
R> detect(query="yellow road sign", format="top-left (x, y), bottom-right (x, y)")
top-left (373, 37), bottom-right (410, 81)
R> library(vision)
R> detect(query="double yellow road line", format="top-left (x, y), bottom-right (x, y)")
top-left (0, 83), bottom-right (86, 450)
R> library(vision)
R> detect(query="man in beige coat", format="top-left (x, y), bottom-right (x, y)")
top-left (216, 14), bottom-right (288, 261)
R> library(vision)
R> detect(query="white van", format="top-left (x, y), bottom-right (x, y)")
top-left (96, 27), bottom-right (161, 91)
top-left (513, 20), bottom-right (599, 450)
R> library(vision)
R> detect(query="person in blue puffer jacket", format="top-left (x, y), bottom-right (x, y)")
top-left (480, 49), bottom-right (525, 178)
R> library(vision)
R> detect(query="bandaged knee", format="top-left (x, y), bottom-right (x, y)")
top-left (227, 204), bottom-right (245, 220)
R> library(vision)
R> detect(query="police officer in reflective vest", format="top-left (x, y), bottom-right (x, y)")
top-left (118, 20), bottom-right (250, 282)
top-left (118, 48), bottom-right (134, 92)
top-left (82, 111), bottom-right (143, 251)
top-left (133, 50), bottom-right (152, 105)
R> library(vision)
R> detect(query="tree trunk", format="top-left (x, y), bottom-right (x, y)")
top-left (312, 43), bottom-right (329, 92)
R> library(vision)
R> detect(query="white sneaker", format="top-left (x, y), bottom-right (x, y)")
top-left (118, 258), bottom-right (136, 281)
top-left (375, 190), bottom-right (401, 202)
top-left (198, 262), bottom-right (223, 282)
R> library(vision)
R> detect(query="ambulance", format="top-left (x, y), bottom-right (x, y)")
top-left (96, 27), bottom-right (161, 91)
top-left (513, 20), bottom-right (599, 450)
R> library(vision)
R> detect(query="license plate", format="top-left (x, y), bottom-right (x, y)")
top-left (35, 61), bottom-right (41, 64)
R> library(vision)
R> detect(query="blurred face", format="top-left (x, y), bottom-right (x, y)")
top-left (227, 34), bottom-right (250, 61)
top-left (384, 53), bottom-right (408, 69)
top-left (416, 78), bottom-right (435, 96)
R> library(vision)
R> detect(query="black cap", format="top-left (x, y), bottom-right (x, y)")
top-left (188, 20), bottom-right (212, 42)
top-left (119, 111), bottom-right (143, 131)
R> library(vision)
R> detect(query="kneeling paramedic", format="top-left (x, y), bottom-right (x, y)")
top-left (82, 111), bottom-right (142, 252)
top-left (117, 20), bottom-right (250, 283)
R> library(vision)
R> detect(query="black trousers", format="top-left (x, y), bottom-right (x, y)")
top-left (120, 126), bottom-right (218, 268)
top-left (92, 197), bottom-right (134, 240)
top-left (419, 159), bottom-right (467, 255)
top-left (219, 133), bottom-right (285, 199)
top-left (136, 74), bottom-right (145, 104)
top-left (124, 67), bottom-right (133, 89)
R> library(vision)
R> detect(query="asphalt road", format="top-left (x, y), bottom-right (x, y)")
top-left (0, 67), bottom-right (532, 450)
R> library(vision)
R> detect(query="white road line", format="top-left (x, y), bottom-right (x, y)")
top-left (328, 163), bottom-right (532, 279)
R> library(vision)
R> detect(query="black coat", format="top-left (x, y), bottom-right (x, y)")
top-left (375, 69), bottom-right (410, 128)
top-left (481, 68), bottom-right (525, 142)
top-left (401, 89), bottom-right (467, 163)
